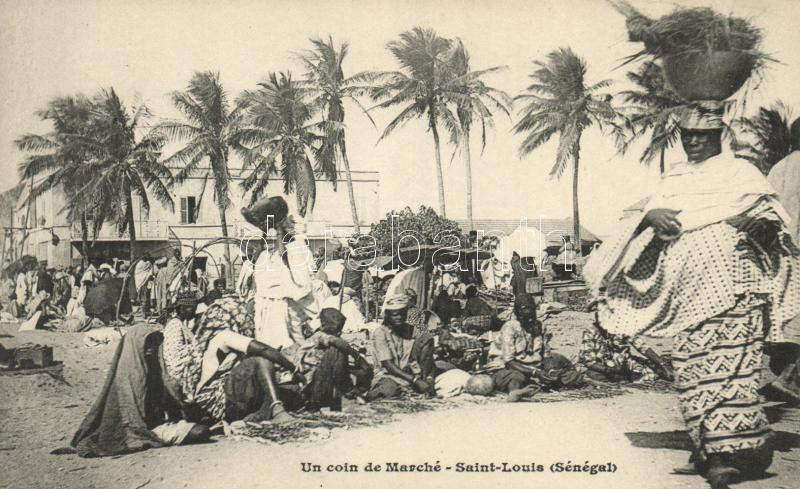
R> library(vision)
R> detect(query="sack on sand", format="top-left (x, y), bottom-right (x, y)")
top-left (434, 369), bottom-right (472, 398)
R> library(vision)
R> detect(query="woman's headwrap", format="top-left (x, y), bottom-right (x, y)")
top-left (241, 196), bottom-right (289, 233)
top-left (678, 102), bottom-right (725, 130)
top-left (384, 293), bottom-right (411, 311)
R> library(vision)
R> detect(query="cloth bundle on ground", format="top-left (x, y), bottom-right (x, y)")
top-left (434, 368), bottom-right (471, 398)
top-left (84, 278), bottom-right (133, 323)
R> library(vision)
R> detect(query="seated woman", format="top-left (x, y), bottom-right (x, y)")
top-left (70, 292), bottom-right (302, 457)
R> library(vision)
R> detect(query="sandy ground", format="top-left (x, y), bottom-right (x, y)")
top-left (1, 312), bottom-right (798, 489)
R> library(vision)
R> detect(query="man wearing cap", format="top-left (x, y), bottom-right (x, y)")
top-left (585, 104), bottom-right (799, 485)
top-left (366, 293), bottom-right (436, 399)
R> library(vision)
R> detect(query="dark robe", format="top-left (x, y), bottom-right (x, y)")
top-left (70, 325), bottom-right (165, 457)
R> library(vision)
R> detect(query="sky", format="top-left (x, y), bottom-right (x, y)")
top-left (0, 0), bottom-right (798, 238)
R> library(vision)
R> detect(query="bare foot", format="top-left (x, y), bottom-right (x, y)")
top-left (269, 402), bottom-right (295, 424)
top-left (507, 385), bottom-right (537, 403)
top-left (243, 407), bottom-right (273, 423)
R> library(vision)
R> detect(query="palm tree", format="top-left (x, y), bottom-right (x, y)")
top-left (158, 71), bottom-right (246, 286)
top-left (238, 72), bottom-right (337, 217)
top-left (618, 61), bottom-right (685, 174)
top-left (16, 95), bottom-right (107, 266)
top-left (298, 37), bottom-right (377, 234)
top-left (80, 88), bottom-right (174, 263)
top-left (369, 27), bottom-right (460, 218)
top-left (732, 102), bottom-right (797, 175)
top-left (446, 39), bottom-right (512, 232)
top-left (513, 48), bottom-right (619, 256)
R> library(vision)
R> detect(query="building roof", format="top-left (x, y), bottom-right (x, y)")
top-left (454, 218), bottom-right (601, 246)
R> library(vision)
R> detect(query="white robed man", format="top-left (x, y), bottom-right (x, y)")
top-left (242, 196), bottom-right (317, 350)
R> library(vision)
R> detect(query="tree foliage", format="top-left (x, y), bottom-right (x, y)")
top-left (367, 205), bottom-right (466, 256)
top-left (732, 101), bottom-right (797, 175)
top-left (237, 72), bottom-right (338, 216)
top-left (618, 61), bottom-right (685, 173)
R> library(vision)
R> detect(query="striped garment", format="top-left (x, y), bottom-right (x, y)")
top-left (161, 295), bottom-right (255, 422)
top-left (597, 199), bottom-right (800, 340)
top-left (674, 295), bottom-right (771, 454)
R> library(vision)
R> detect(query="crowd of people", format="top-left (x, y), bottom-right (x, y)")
top-left (5, 116), bottom-right (798, 489)
top-left (67, 195), bottom-right (631, 458)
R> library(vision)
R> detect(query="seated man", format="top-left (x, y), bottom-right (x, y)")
top-left (318, 287), bottom-right (364, 333)
top-left (366, 293), bottom-right (436, 400)
top-left (485, 294), bottom-right (581, 402)
top-left (463, 284), bottom-right (493, 317)
top-left (71, 293), bottom-right (302, 457)
top-left (290, 308), bottom-right (373, 411)
top-left (208, 279), bottom-right (227, 302)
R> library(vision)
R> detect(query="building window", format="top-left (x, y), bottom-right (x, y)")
top-left (180, 196), bottom-right (197, 224)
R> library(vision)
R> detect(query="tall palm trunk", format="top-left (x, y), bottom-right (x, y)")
top-left (80, 210), bottom-right (89, 268)
top-left (429, 111), bottom-right (447, 218)
top-left (125, 187), bottom-right (137, 263)
top-left (659, 146), bottom-right (665, 175)
top-left (572, 141), bottom-right (582, 258)
top-left (217, 203), bottom-right (234, 288)
top-left (340, 139), bottom-right (360, 234)
top-left (462, 124), bottom-right (474, 231)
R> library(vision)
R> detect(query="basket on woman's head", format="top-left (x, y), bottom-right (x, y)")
top-left (240, 196), bottom-right (289, 233)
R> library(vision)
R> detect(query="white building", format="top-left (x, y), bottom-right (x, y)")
top-left (8, 168), bottom-right (379, 279)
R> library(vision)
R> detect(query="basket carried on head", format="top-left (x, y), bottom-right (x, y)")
top-left (610, 1), bottom-right (769, 101)
top-left (662, 51), bottom-right (756, 101)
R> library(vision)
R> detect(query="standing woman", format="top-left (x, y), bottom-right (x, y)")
top-left (585, 107), bottom-right (800, 489)
top-left (153, 257), bottom-right (168, 315)
top-left (241, 196), bottom-right (315, 350)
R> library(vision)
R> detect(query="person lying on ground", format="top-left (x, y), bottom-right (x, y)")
top-left (366, 293), bottom-right (437, 400)
top-left (286, 308), bottom-right (373, 411)
top-left (484, 293), bottom-right (581, 401)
